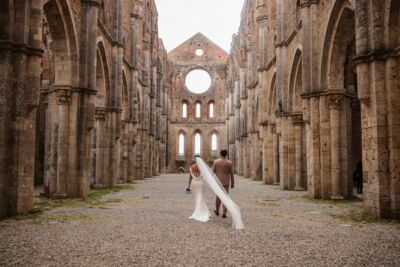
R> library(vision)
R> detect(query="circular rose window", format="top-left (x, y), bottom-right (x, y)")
top-left (195, 49), bottom-right (204, 56)
top-left (185, 69), bottom-right (212, 94)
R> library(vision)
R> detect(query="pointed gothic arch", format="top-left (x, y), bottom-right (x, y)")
top-left (95, 40), bottom-right (111, 107)
top-left (320, 0), bottom-right (355, 90)
top-left (43, 0), bottom-right (78, 86)
top-left (288, 49), bottom-right (303, 112)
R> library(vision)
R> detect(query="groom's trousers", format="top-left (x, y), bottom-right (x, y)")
top-left (216, 185), bottom-right (230, 215)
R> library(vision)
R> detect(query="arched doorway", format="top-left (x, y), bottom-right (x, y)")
top-left (288, 49), bottom-right (307, 191)
top-left (37, 0), bottom-right (78, 198)
top-left (91, 41), bottom-right (111, 189)
top-left (320, 1), bottom-right (360, 199)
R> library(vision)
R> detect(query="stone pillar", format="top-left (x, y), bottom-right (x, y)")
top-left (261, 123), bottom-right (271, 184)
top-left (119, 121), bottom-right (128, 183)
top-left (329, 95), bottom-right (343, 199)
top-left (77, 0), bottom-right (101, 197)
top-left (280, 117), bottom-right (289, 189)
top-left (287, 116), bottom-right (296, 190)
top-left (94, 108), bottom-right (106, 188)
top-left (272, 125), bottom-right (280, 185)
top-left (54, 89), bottom-right (71, 198)
top-left (308, 96), bottom-right (322, 198)
top-left (293, 114), bottom-right (304, 191)
top-left (127, 121), bottom-right (137, 182)
top-left (0, 1), bottom-right (43, 216)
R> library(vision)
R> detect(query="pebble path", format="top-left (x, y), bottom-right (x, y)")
top-left (1, 174), bottom-right (399, 266)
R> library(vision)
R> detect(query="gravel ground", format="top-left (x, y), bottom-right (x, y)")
top-left (1, 174), bottom-right (399, 267)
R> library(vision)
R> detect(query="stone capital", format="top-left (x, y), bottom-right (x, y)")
top-left (143, 40), bottom-right (152, 50)
top-left (328, 95), bottom-right (343, 110)
top-left (95, 107), bottom-right (107, 121)
top-left (56, 89), bottom-right (72, 105)
top-left (269, 124), bottom-right (277, 134)
top-left (259, 119), bottom-right (268, 127)
top-left (239, 61), bottom-right (246, 68)
top-left (131, 13), bottom-right (142, 20)
top-left (292, 114), bottom-right (304, 125)
top-left (256, 15), bottom-right (268, 24)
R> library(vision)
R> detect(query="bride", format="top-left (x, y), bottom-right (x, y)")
top-left (187, 163), bottom-right (211, 222)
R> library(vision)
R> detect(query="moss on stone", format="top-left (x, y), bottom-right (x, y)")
top-left (330, 210), bottom-right (399, 224)
top-left (301, 195), bottom-right (362, 205)
top-left (3, 184), bottom-right (135, 222)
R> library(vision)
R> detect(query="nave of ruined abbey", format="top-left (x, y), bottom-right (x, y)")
top-left (1, 0), bottom-right (400, 221)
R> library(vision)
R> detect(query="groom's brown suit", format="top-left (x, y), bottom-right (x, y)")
top-left (212, 158), bottom-right (234, 216)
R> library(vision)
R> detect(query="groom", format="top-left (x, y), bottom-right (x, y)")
top-left (212, 149), bottom-right (234, 218)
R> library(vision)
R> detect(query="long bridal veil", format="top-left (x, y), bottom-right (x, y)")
top-left (196, 157), bottom-right (244, 230)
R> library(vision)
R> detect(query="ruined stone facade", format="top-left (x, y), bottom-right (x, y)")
top-left (1, 0), bottom-right (400, 220)
top-left (226, 0), bottom-right (400, 219)
top-left (168, 33), bottom-right (228, 172)
top-left (0, 0), bottom-right (170, 217)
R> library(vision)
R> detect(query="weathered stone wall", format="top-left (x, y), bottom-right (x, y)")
top-left (0, 0), bottom-right (170, 218)
top-left (167, 33), bottom-right (228, 172)
top-left (227, 0), bottom-right (400, 219)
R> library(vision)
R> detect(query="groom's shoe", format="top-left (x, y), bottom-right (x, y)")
top-left (214, 210), bottom-right (219, 216)
top-left (222, 214), bottom-right (227, 218)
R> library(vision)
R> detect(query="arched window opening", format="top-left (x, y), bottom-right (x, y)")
top-left (196, 103), bottom-right (201, 118)
top-left (182, 103), bottom-right (187, 118)
top-left (195, 133), bottom-right (201, 155)
top-left (209, 103), bottom-right (214, 118)
top-left (211, 134), bottom-right (217, 152)
top-left (179, 134), bottom-right (185, 156)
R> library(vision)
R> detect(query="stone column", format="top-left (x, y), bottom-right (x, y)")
top-left (271, 124), bottom-right (280, 185)
top-left (293, 114), bottom-right (304, 191)
top-left (280, 117), bottom-right (289, 189)
top-left (120, 121), bottom-right (128, 183)
top-left (127, 121), bottom-right (137, 182)
top-left (94, 108), bottom-right (106, 188)
top-left (261, 123), bottom-right (269, 184)
top-left (0, 1), bottom-right (44, 216)
top-left (77, 0), bottom-right (101, 196)
top-left (287, 116), bottom-right (296, 189)
top-left (54, 88), bottom-right (71, 198)
top-left (329, 95), bottom-right (343, 199)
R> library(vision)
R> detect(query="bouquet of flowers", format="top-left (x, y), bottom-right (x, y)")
top-left (184, 187), bottom-right (192, 195)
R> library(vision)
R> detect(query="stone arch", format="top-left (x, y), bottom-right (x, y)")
top-left (192, 130), bottom-right (203, 156)
top-left (288, 49), bottom-right (303, 112)
top-left (43, 0), bottom-right (78, 86)
top-left (267, 71), bottom-right (277, 123)
top-left (177, 130), bottom-right (186, 157)
top-left (95, 40), bottom-right (110, 107)
top-left (181, 100), bottom-right (189, 118)
top-left (386, 0), bottom-right (400, 49)
top-left (0, 0), bottom-right (13, 40)
top-left (319, 1), bottom-right (360, 199)
top-left (195, 101), bottom-right (202, 118)
top-left (121, 69), bottom-right (129, 120)
top-left (210, 130), bottom-right (219, 157)
top-left (208, 100), bottom-right (215, 118)
top-left (320, 0), bottom-right (355, 90)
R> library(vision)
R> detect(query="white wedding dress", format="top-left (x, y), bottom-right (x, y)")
top-left (189, 170), bottom-right (211, 222)
top-left (196, 158), bottom-right (244, 230)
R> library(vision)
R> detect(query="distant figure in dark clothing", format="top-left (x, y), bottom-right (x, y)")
top-left (353, 162), bottom-right (363, 194)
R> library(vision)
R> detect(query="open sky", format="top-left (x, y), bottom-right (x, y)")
top-left (154, 0), bottom-right (245, 53)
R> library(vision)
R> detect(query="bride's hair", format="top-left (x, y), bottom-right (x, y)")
top-left (190, 164), bottom-right (200, 176)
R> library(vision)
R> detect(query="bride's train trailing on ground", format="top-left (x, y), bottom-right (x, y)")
top-left (196, 158), bottom-right (244, 230)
